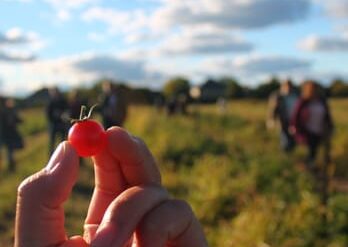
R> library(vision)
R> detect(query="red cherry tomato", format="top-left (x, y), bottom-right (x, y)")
top-left (68, 119), bottom-right (106, 157)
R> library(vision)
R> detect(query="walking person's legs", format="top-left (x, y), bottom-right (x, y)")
top-left (7, 145), bottom-right (15, 172)
top-left (306, 133), bottom-right (321, 167)
top-left (323, 136), bottom-right (332, 165)
top-left (49, 124), bottom-right (57, 156)
top-left (0, 143), bottom-right (3, 170)
top-left (280, 122), bottom-right (295, 153)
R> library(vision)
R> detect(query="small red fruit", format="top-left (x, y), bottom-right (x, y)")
top-left (68, 105), bottom-right (106, 157)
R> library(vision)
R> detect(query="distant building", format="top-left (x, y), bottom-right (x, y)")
top-left (190, 80), bottom-right (226, 102)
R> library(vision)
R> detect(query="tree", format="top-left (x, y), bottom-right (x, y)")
top-left (252, 77), bottom-right (280, 98)
top-left (329, 79), bottom-right (348, 98)
top-left (163, 77), bottom-right (190, 98)
top-left (220, 77), bottom-right (244, 98)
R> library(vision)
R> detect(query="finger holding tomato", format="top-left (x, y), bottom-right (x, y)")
top-left (15, 106), bottom-right (207, 247)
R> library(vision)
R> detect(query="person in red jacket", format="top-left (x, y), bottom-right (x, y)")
top-left (291, 80), bottom-right (334, 166)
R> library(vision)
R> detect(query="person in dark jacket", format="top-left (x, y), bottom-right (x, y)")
top-left (46, 87), bottom-right (68, 155)
top-left (100, 81), bottom-right (128, 129)
top-left (291, 80), bottom-right (334, 166)
top-left (267, 79), bottom-right (299, 152)
top-left (2, 98), bottom-right (23, 172)
top-left (0, 97), bottom-right (5, 169)
top-left (68, 90), bottom-right (88, 120)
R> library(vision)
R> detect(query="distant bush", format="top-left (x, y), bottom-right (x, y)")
top-left (219, 77), bottom-right (246, 99)
top-left (251, 77), bottom-right (281, 98)
top-left (163, 77), bottom-right (190, 98)
top-left (329, 79), bottom-right (348, 98)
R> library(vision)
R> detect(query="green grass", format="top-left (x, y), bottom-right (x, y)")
top-left (0, 100), bottom-right (347, 246)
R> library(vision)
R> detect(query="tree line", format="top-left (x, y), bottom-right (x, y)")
top-left (18, 76), bottom-right (348, 108)
top-left (163, 76), bottom-right (348, 99)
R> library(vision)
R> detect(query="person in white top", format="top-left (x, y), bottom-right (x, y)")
top-left (267, 79), bottom-right (299, 152)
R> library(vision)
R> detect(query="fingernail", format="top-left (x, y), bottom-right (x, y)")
top-left (91, 223), bottom-right (116, 247)
top-left (84, 224), bottom-right (99, 244)
top-left (46, 142), bottom-right (66, 172)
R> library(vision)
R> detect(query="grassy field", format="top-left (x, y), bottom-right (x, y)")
top-left (0, 100), bottom-right (347, 246)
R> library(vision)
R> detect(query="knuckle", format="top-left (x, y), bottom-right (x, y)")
top-left (138, 199), bottom-right (195, 238)
top-left (106, 126), bottom-right (123, 133)
top-left (106, 185), bottom-right (169, 226)
top-left (170, 199), bottom-right (194, 214)
top-left (108, 126), bottom-right (130, 140)
top-left (132, 136), bottom-right (145, 146)
top-left (17, 170), bottom-right (48, 199)
top-left (139, 214), bottom-right (164, 236)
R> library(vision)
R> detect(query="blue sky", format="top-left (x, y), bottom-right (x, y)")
top-left (0, 0), bottom-right (348, 96)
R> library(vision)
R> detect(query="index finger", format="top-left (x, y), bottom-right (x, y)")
top-left (84, 127), bottom-right (161, 241)
top-left (107, 127), bottom-right (161, 186)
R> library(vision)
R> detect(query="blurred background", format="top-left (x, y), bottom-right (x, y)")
top-left (0, 0), bottom-right (348, 246)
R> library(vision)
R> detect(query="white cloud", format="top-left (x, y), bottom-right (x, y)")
top-left (336, 25), bottom-right (348, 37)
top-left (158, 28), bottom-right (253, 55)
top-left (124, 32), bottom-right (161, 44)
top-left (150, 0), bottom-right (311, 31)
top-left (73, 53), bottom-right (161, 82)
top-left (82, 7), bottom-right (148, 34)
top-left (81, 0), bottom-right (311, 43)
top-left (3, 0), bottom-right (32, 2)
top-left (146, 54), bottom-right (312, 86)
top-left (0, 55), bottom-right (89, 94)
top-left (44, 0), bottom-right (98, 10)
top-left (198, 55), bottom-right (311, 79)
top-left (0, 50), bottom-right (341, 96)
top-left (233, 56), bottom-right (311, 74)
top-left (0, 50), bottom-right (35, 62)
top-left (299, 35), bottom-right (348, 51)
top-left (87, 32), bottom-right (107, 42)
top-left (0, 27), bottom-right (38, 45)
top-left (0, 28), bottom-right (44, 62)
top-left (56, 9), bottom-right (71, 21)
top-left (117, 48), bottom-right (153, 61)
top-left (0, 53), bottom-right (163, 95)
top-left (44, 0), bottom-right (98, 23)
top-left (318, 0), bottom-right (348, 18)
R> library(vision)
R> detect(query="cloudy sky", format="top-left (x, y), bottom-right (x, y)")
top-left (0, 0), bottom-right (348, 96)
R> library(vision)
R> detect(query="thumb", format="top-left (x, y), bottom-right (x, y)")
top-left (15, 142), bottom-right (79, 247)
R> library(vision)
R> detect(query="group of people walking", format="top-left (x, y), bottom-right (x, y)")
top-left (0, 81), bottom-right (128, 172)
top-left (268, 79), bottom-right (334, 167)
top-left (0, 78), bottom-right (334, 172)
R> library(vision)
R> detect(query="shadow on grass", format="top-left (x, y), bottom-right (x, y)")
top-left (334, 154), bottom-right (348, 180)
top-left (192, 111), bottom-right (248, 130)
top-left (163, 137), bottom-right (228, 167)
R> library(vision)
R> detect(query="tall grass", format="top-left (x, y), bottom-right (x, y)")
top-left (0, 100), bottom-right (347, 246)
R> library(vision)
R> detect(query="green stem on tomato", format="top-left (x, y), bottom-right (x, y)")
top-left (71, 104), bottom-right (98, 124)
top-left (87, 104), bottom-right (98, 119)
top-left (79, 105), bottom-right (87, 120)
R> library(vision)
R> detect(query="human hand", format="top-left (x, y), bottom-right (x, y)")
top-left (15, 127), bottom-right (208, 247)
top-left (266, 119), bottom-right (275, 130)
